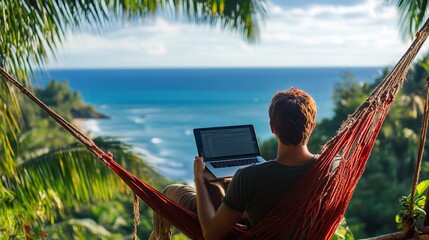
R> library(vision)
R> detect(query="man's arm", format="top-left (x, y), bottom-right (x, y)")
top-left (194, 156), bottom-right (243, 240)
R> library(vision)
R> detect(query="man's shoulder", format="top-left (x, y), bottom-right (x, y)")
top-left (238, 161), bottom-right (277, 176)
top-left (229, 161), bottom-right (278, 190)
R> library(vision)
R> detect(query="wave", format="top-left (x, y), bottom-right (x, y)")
top-left (129, 116), bottom-right (146, 124)
top-left (134, 147), bottom-right (167, 164)
top-left (83, 119), bottom-right (102, 135)
top-left (133, 146), bottom-right (187, 180)
top-left (150, 137), bottom-right (163, 144)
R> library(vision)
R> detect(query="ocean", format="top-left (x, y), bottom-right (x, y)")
top-left (34, 67), bottom-right (382, 182)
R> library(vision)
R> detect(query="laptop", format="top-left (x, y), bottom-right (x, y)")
top-left (193, 124), bottom-right (266, 179)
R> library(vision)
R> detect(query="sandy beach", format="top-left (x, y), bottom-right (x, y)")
top-left (73, 118), bottom-right (88, 134)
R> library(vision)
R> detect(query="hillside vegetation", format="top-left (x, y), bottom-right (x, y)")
top-left (1, 80), bottom-right (174, 239)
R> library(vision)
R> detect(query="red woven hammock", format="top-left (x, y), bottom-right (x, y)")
top-left (2, 19), bottom-right (429, 240)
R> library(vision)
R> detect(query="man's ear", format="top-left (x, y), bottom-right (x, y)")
top-left (310, 121), bottom-right (316, 131)
top-left (270, 121), bottom-right (277, 134)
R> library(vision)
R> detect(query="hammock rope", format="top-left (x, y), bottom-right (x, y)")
top-left (133, 193), bottom-right (140, 240)
top-left (2, 17), bottom-right (429, 240)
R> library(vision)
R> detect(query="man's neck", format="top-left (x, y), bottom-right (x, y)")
top-left (275, 142), bottom-right (314, 166)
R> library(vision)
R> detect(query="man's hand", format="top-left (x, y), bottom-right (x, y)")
top-left (194, 155), bottom-right (243, 240)
top-left (194, 156), bottom-right (206, 179)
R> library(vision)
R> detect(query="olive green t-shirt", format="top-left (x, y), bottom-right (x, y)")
top-left (222, 159), bottom-right (315, 227)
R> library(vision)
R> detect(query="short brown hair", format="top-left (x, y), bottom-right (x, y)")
top-left (269, 87), bottom-right (317, 145)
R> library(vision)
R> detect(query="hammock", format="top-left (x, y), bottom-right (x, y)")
top-left (2, 18), bottom-right (429, 240)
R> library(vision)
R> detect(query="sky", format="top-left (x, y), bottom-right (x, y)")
top-left (47, 0), bottom-right (426, 68)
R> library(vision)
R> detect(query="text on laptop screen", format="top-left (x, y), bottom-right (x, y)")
top-left (200, 127), bottom-right (259, 159)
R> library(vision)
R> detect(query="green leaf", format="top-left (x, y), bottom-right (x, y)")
top-left (395, 214), bottom-right (402, 224)
top-left (416, 179), bottom-right (429, 196)
top-left (415, 206), bottom-right (426, 217)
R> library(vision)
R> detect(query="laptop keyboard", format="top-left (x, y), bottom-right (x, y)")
top-left (210, 157), bottom-right (259, 168)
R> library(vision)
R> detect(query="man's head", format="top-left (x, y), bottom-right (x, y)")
top-left (269, 87), bottom-right (317, 146)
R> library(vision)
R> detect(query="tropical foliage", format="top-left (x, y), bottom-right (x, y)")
top-left (0, 80), bottom-right (172, 238)
top-left (16, 81), bottom-right (108, 156)
top-left (2, 137), bottom-right (170, 238)
top-left (395, 180), bottom-right (429, 229)
top-left (332, 218), bottom-right (355, 240)
top-left (396, 0), bottom-right (429, 40)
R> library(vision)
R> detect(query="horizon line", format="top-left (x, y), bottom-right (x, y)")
top-left (36, 65), bottom-right (385, 71)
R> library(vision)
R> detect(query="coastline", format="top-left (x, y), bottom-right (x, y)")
top-left (71, 116), bottom-right (181, 183)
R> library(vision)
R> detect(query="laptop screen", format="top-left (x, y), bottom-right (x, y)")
top-left (194, 125), bottom-right (260, 159)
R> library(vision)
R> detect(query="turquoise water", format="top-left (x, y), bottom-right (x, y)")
top-left (35, 67), bottom-right (382, 182)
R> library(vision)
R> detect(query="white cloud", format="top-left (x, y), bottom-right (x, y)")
top-left (263, 0), bottom-right (398, 43)
top-left (48, 0), bottom-right (426, 68)
top-left (59, 34), bottom-right (162, 56)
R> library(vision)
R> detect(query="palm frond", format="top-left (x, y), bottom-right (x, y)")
top-left (0, 81), bottom-right (20, 176)
top-left (397, 0), bottom-right (429, 41)
top-left (1, 137), bottom-right (169, 237)
top-left (47, 218), bottom-right (114, 240)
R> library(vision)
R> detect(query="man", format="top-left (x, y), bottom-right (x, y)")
top-left (150, 87), bottom-right (317, 240)
top-left (194, 87), bottom-right (317, 240)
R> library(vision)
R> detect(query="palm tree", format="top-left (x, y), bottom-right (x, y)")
top-left (0, 0), bottom-right (266, 238)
